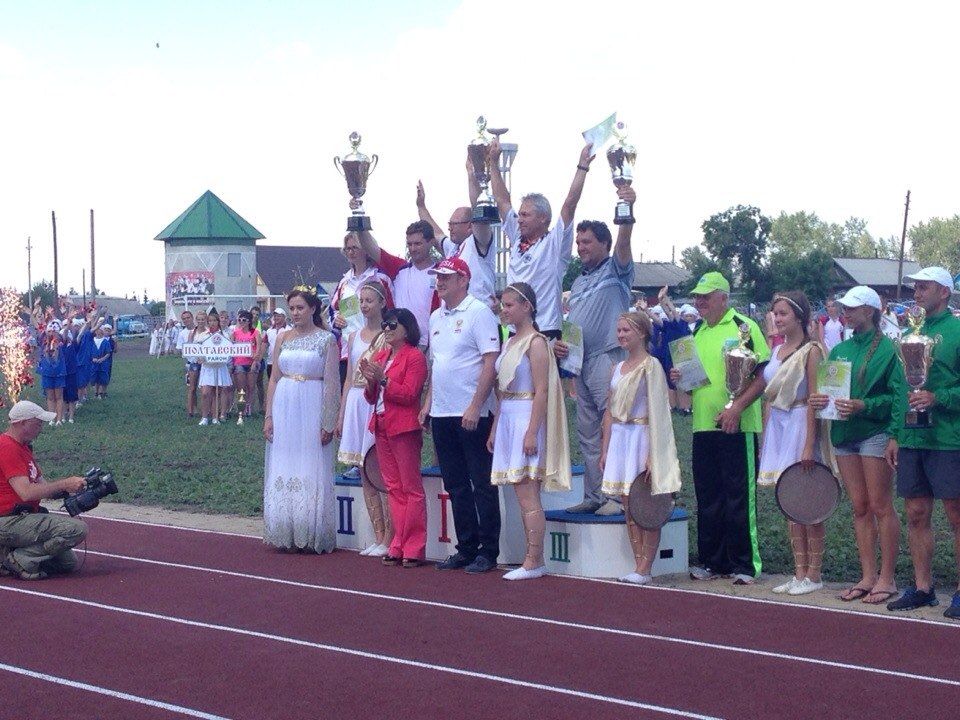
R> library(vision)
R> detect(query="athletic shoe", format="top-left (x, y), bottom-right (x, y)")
top-left (772, 577), bottom-right (800, 594)
top-left (343, 466), bottom-right (361, 479)
top-left (436, 553), bottom-right (474, 570)
top-left (464, 555), bottom-right (497, 574)
top-left (503, 565), bottom-right (547, 581)
top-left (212, 418), bottom-right (220, 425)
top-left (2, 552), bottom-right (47, 580)
top-left (689, 566), bottom-right (720, 581)
top-left (359, 543), bottom-right (377, 556)
top-left (367, 544), bottom-right (389, 557)
top-left (67, 418), bottom-right (74, 424)
top-left (565, 500), bottom-right (601, 514)
top-left (788, 577), bottom-right (823, 595)
top-left (943, 592), bottom-right (960, 620)
top-left (595, 499), bottom-right (624, 516)
top-left (619, 572), bottom-right (653, 585)
top-left (198, 418), bottom-right (210, 426)
top-left (887, 586), bottom-right (939, 611)
top-left (731, 573), bottom-right (756, 586)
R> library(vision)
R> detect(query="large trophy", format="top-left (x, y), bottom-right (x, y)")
top-left (718, 324), bottom-right (759, 428)
top-left (467, 116), bottom-right (502, 224)
top-left (896, 305), bottom-right (940, 428)
top-left (334, 132), bottom-right (378, 232)
top-left (606, 121), bottom-right (637, 225)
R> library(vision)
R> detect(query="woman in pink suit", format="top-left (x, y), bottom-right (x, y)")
top-left (361, 308), bottom-right (429, 568)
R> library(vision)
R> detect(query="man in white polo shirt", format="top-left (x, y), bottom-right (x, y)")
top-left (358, 221), bottom-right (439, 348)
top-left (488, 137), bottom-right (594, 338)
top-left (416, 164), bottom-right (497, 309)
top-left (420, 257), bottom-right (501, 573)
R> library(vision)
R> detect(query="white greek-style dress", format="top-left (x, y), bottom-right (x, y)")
top-left (758, 345), bottom-right (810, 487)
top-left (601, 362), bottom-right (650, 497)
top-left (149, 328), bottom-right (161, 356)
top-left (263, 329), bottom-right (341, 552)
top-left (491, 348), bottom-right (546, 485)
top-left (337, 330), bottom-right (378, 466)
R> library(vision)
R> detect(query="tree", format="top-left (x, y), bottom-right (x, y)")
top-left (148, 301), bottom-right (166, 317)
top-left (562, 257), bottom-right (582, 292)
top-left (701, 205), bottom-right (770, 295)
top-left (21, 280), bottom-right (56, 311)
top-left (677, 246), bottom-right (719, 294)
top-left (909, 216), bottom-right (960, 271)
top-left (758, 249), bottom-right (835, 304)
top-left (769, 211), bottom-right (897, 260)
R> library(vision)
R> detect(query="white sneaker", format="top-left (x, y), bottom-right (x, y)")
top-left (367, 544), bottom-right (389, 557)
top-left (67, 418), bottom-right (74, 424)
top-left (503, 565), bottom-right (547, 581)
top-left (48, 421), bottom-right (55, 427)
top-left (212, 418), bottom-right (220, 425)
top-left (619, 572), bottom-right (653, 585)
top-left (788, 577), bottom-right (824, 596)
top-left (198, 418), bottom-right (210, 426)
top-left (772, 577), bottom-right (800, 594)
top-left (595, 499), bottom-right (624, 516)
top-left (359, 543), bottom-right (377, 556)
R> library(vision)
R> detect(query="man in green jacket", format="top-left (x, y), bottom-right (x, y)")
top-left (884, 266), bottom-right (960, 618)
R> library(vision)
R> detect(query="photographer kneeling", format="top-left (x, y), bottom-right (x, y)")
top-left (0, 401), bottom-right (88, 580)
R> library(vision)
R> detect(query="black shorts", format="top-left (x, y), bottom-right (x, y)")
top-left (896, 448), bottom-right (960, 499)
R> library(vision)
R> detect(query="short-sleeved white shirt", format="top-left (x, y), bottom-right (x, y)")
top-left (428, 294), bottom-right (500, 417)
top-left (264, 326), bottom-right (288, 365)
top-left (442, 234), bottom-right (497, 307)
top-left (176, 327), bottom-right (192, 351)
top-left (502, 208), bottom-right (574, 333)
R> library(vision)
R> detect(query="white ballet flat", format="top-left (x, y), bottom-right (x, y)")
top-left (503, 565), bottom-right (547, 581)
top-left (772, 577), bottom-right (800, 594)
top-left (788, 577), bottom-right (824, 596)
top-left (198, 418), bottom-right (210, 426)
top-left (618, 572), bottom-right (653, 585)
top-left (367, 544), bottom-right (389, 557)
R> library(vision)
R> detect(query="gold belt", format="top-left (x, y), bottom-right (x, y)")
top-left (502, 391), bottom-right (534, 400)
top-left (283, 373), bottom-right (322, 382)
top-left (614, 416), bottom-right (648, 425)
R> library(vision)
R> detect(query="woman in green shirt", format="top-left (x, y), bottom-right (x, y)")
top-left (809, 286), bottom-right (902, 604)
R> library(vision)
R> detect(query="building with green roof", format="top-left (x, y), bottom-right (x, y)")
top-left (155, 190), bottom-right (265, 318)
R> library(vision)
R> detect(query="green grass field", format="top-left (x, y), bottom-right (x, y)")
top-left (26, 338), bottom-right (958, 586)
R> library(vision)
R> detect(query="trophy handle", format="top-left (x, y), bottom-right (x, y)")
top-left (368, 154), bottom-right (379, 176)
top-left (334, 157), bottom-right (344, 177)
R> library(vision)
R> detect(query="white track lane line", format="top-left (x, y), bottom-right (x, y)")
top-left (79, 550), bottom-right (960, 689)
top-left (0, 661), bottom-right (232, 720)
top-left (79, 513), bottom-right (959, 629)
top-left (0, 585), bottom-right (721, 720)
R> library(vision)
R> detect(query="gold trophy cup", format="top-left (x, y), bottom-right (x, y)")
top-left (896, 305), bottom-right (940, 429)
top-left (334, 132), bottom-right (378, 232)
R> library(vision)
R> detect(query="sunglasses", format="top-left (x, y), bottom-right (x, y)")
top-left (381, 320), bottom-right (399, 331)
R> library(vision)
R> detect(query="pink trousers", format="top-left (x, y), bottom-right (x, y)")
top-left (374, 427), bottom-right (426, 560)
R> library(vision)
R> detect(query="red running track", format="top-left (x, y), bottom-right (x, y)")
top-left (1, 515), bottom-right (958, 720)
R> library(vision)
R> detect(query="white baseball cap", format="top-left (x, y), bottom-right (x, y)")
top-left (272, 307), bottom-right (287, 316)
top-left (8, 400), bottom-right (56, 423)
top-left (837, 286), bottom-right (882, 310)
top-left (905, 266), bottom-right (955, 291)
top-left (679, 303), bottom-right (699, 318)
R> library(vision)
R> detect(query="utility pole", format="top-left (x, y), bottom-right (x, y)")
top-left (82, 268), bottom-right (87, 310)
top-left (896, 190), bottom-right (911, 301)
top-left (51, 211), bottom-right (59, 302)
top-left (90, 209), bottom-right (97, 297)
top-left (26, 236), bottom-right (33, 308)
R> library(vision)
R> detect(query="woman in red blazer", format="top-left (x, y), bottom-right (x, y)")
top-left (361, 308), bottom-right (429, 567)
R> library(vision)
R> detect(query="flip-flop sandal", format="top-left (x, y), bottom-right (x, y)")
top-left (839, 586), bottom-right (871, 602)
top-left (862, 589), bottom-right (898, 605)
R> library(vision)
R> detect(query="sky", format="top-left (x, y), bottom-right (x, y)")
top-left (2, 0), bottom-right (959, 300)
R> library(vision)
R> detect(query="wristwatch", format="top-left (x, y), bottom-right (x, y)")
top-left (379, 377), bottom-right (388, 388)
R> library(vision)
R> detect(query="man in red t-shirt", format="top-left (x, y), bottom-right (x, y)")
top-left (0, 401), bottom-right (88, 580)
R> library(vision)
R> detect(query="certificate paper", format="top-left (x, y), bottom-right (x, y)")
top-left (582, 113), bottom-right (617, 158)
top-left (559, 321), bottom-right (584, 376)
top-left (669, 336), bottom-right (709, 392)
top-left (815, 360), bottom-right (852, 421)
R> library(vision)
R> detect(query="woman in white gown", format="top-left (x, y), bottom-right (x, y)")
top-left (263, 287), bottom-right (340, 553)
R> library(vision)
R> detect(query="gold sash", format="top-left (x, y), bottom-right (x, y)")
top-left (352, 331), bottom-right (387, 387)
top-left (497, 333), bottom-right (571, 492)
top-left (608, 355), bottom-right (681, 496)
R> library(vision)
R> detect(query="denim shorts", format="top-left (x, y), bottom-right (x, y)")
top-left (233, 364), bottom-right (252, 374)
top-left (833, 432), bottom-right (890, 459)
top-left (184, 361), bottom-right (201, 373)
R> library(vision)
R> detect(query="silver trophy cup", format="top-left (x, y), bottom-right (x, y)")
top-left (606, 121), bottom-right (637, 225)
top-left (896, 305), bottom-right (939, 429)
top-left (334, 132), bottom-right (378, 232)
top-left (467, 116), bottom-right (501, 224)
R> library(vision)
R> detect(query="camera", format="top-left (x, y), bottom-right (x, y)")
top-left (63, 467), bottom-right (119, 517)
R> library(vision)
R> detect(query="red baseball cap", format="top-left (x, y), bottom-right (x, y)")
top-left (429, 257), bottom-right (471, 279)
